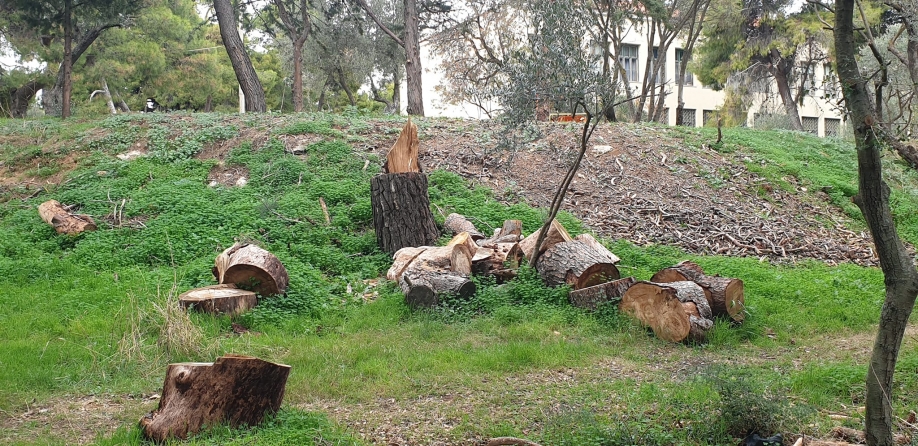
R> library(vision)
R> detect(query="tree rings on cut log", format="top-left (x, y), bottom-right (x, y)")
top-left (37, 200), bottom-right (97, 235)
top-left (370, 172), bottom-right (440, 254)
top-left (179, 284), bottom-right (257, 316)
top-left (536, 240), bottom-right (620, 289)
top-left (650, 260), bottom-right (745, 322)
top-left (213, 243), bottom-right (289, 296)
top-left (620, 281), bottom-right (714, 343)
top-left (568, 277), bottom-right (635, 310)
top-left (139, 354), bottom-right (290, 442)
top-left (400, 269), bottom-right (476, 308)
top-left (519, 219), bottom-right (573, 260)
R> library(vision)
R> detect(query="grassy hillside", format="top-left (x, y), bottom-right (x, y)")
top-left (1, 113), bottom-right (917, 445)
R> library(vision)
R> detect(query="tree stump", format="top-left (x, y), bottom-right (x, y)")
top-left (518, 219), bottom-right (572, 259)
top-left (370, 172), bottom-right (440, 254)
top-left (536, 240), bottom-right (621, 289)
top-left (620, 281), bottom-right (714, 343)
top-left (568, 277), bottom-right (636, 310)
top-left (179, 284), bottom-right (257, 316)
top-left (650, 260), bottom-right (745, 321)
top-left (37, 200), bottom-right (97, 235)
top-left (213, 243), bottom-right (289, 296)
top-left (139, 354), bottom-right (291, 442)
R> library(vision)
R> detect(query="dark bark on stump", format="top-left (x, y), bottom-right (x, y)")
top-left (370, 173), bottom-right (439, 254)
top-left (140, 354), bottom-right (290, 442)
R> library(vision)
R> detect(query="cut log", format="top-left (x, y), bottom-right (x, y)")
top-left (568, 277), bottom-right (636, 310)
top-left (650, 260), bottom-right (745, 322)
top-left (498, 220), bottom-right (523, 238)
top-left (409, 244), bottom-right (473, 276)
top-left (573, 233), bottom-right (620, 264)
top-left (400, 269), bottom-right (475, 308)
top-left (213, 243), bottom-right (289, 296)
top-left (370, 172), bottom-right (440, 254)
top-left (536, 240), bottom-right (620, 289)
top-left (37, 200), bottom-right (97, 235)
top-left (139, 354), bottom-right (290, 442)
top-left (387, 246), bottom-right (429, 282)
top-left (446, 231), bottom-right (480, 264)
top-left (179, 284), bottom-right (257, 316)
top-left (384, 118), bottom-right (421, 173)
top-left (472, 242), bottom-right (523, 281)
top-left (444, 213), bottom-right (486, 241)
top-left (518, 219), bottom-right (572, 259)
top-left (620, 281), bottom-right (714, 343)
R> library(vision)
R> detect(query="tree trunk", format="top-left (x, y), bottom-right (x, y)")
top-left (139, 354), bottom-right (290, 442)
top-left (771, 53), bottom-right (804, 132)
top-left (214, 0), bottom-right (267, 112)
top-left (179, 284), bottom-right (258, 316)
top-left (213, 243), bottom-right (289, 296)
top-left (569, 276), bottom-right (635, 310)
top-left (62, 0), bottom-right (72, 118)
top-left (102, 78), bottom-right (117, 115)
top-left (835, 2), bottom-right (918, 444)
top-left (37, 200), bottom-right (97, 235)
top-left (620, 281), bottom-right (714, 343)
top-left (292, 37), bottom-right (305, 112)
top-left (650, 260), bottom-right (745, 321)
top-left (404, 0), bottom-right (424, 116)
top-left (370, 172), bottom-right (440, 254)
top-left (42, 24), bottom-right (120, 117)
top-left (10, 80), bottom-right (44, 118)
top-left (536, 239), bottom-right (621, 289)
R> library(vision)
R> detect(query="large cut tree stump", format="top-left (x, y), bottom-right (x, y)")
top-left (37, 200), bottom-right (97, 235)
top-left (518, 219), bottom-right (572, 259)
top-left (536, 239), bottom-right (621, 289)
top-left (569, 277), bottom-right (636, 310)
top-left (179, 284), bottom-right (257, 316)
top-left (620, 281), bottom-right (714, 343)
top-left (139, 354), bottom-right (290, 442)
top-left (370, 172), bottom-right (440, 254)
top-left (650, 260), bottom-right (745, 322)
top-left (213, 243), bottom-right (289, 296)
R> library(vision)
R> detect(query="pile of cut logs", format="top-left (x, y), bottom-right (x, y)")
top-left (387, 213), bottom-right (746, 343)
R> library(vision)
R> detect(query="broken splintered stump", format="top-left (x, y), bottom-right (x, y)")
top-left (620, 281), bottom-right (714, 343)
top-left (650, 260), bottom-right (745, 322)
top-left (179, 284), bottom-right (257, 316)
top-left (37, 199), bottom-right (97, 235)
top-left (213, 243), bottom-right (289, 296)
top-left (139, 354), bottom-right (290, 442)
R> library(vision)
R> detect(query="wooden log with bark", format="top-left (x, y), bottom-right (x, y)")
top-left (179, 284), bottom-right (257, 316)
top-left (472, 242), bottom-right (524, 282)
top-left (213, 243), bottom-right (289, 296)
top-left (370, 172), bottom-right (440, 254)
top-left (390, 233), bottom-right (477, 308)
top-left (37, 200), bottom-right (97, 235)
top-left (650, 260), bottom-right (745, 322)
top-left (444, 213), bottom-right (485, 241)
top-left (518, 219), bottom-right (572, 260)
top-left (568, 277), bottom-right (636, 310)
top-left (535, 239), bottom-right (621, 289)
top-left (620, 281), bottom-right (714, 343)
top-left (139, 354), bottom-right (290, 442)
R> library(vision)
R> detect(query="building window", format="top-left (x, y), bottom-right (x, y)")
top-left (802, 116), bottom-right (819, 134)
top-left (679, 108), bottom-right (696, 127)
top-left (823, 64), bottom-right (838, 99)
top-left (675, 49), bottom-right (693, 86)
top-left (652, 47), bottom-right (664, 84)
top-left (825, 118), bottom-right (841, 137)
top-left (703, 110), bottom-right (716, 126)
top-left (619, 44), bottom-right (639, 82)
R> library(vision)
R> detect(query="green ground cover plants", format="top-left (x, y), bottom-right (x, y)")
top-left (0, 114), bottom-right (916, 445)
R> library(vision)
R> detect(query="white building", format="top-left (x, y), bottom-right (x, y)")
top-left (410, 26), bottom-right (846, 138)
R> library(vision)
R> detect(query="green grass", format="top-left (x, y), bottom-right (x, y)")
top-left (1, 114), bottom-right (916, 445)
